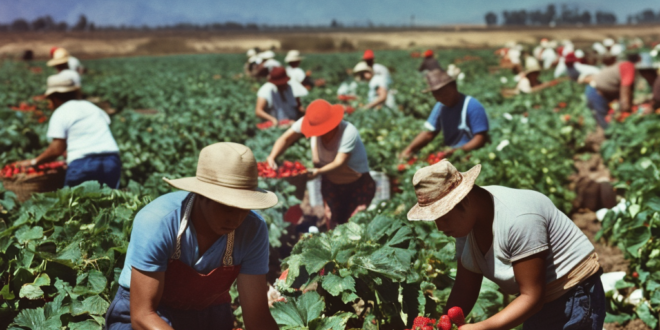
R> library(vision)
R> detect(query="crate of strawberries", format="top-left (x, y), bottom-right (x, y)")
top-left (1, 161), bottom-right (67, 202)
top-left (257, 161), bottom-right (308, 199)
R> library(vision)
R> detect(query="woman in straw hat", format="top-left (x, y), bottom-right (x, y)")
top-left (255, 66), bottom-right (307, 126)
top-left (106, 142), bottom-right (279, 330)
top-left (285, 50), bottom-right (315, 90)
top-left (15, 71), bottom-right (121, 188)
top-left (407, 160), bottom-right (605, 330)
top-left (267, 99), bottom-right (375, 228)
top-left (353, 61), bottom-right (396, 110)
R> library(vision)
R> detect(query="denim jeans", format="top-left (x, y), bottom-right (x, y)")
top-left (64, 153), bottom-right (121, 189)
top-left (585, 85), bottom-right (610, 129)
top-left (523, 270), bottom-right (606, 330)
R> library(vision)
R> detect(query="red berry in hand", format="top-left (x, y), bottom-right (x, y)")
top-left (438, 315), bottom-right (452, 330)
top-left (448, 307), bottom-right (465, 327)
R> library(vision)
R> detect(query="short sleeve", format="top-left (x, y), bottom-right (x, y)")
top-left (338, 123), bottom-right (358, 154)
top-left (455, 236), bottom-right (467, 260)
top-left (424, 102), bottom-right (443, 132)
top-left (517, 78), bottom-right (532, 93)
top-left (467, 99), bottom-right (489, 135)
top-left (619, 62), bottom-right (636, 87)
top-left (291, 118), bottom-right (304, 134)
top-left (239, 213), bottom-right (270, 275)
top-left (373, 76), bottom-right (388, 90)
top-left (46, 108), bottom-right (68, 140)
top-left (506, 214), bottom-right (549, 262)
top-left (128, 208), bottom-right (178, 273)
top-left (288, 80), bottom-right (308, 98)
top-left (257, 83), bottom-right (274, 106)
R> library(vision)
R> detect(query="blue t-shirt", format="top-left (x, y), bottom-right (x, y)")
top-left (424, 94), bottom-right (489, 148)
top-left (118, 191), bottom-right (270, 289)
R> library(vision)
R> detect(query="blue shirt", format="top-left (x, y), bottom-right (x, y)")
top-left (424, 94), bottom-right (489, 148)
top-left (118, 191), bottom-right (270, 289)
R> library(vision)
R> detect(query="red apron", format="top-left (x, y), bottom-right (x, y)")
top-left (160, 195), bottom-right (241, 311)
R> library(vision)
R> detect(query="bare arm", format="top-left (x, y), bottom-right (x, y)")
top-left (130, 269), bottom-right (174, 330)
top-left (458, 132), bottom-right (488, 152)
top-left (255, 97), bottom-right (278, 125)
top-left (296, 97), bottom-right (303, 114)
top-left (237, 274), bottom-right (279, 330)
top-left (266, 128), bottom-right (303, 169)
top-left (619, 85), bottom-right (633, 113)
top-left (400, 131), bottom-right (437, 159)
top-left (364, 87), bottom-right (388, 109)
top-left (445, 260), bottom-right (483, 315)
top-left (309, 152), bottom-right (350, 179)
top-left (16, 139), bottom-right (66, 167)
top-left (463, 253), bottom-right (546, 330)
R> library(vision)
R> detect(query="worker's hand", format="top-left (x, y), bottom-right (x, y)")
top-left (15, 159), bottom-right (35, 168)
top-left (271, 118), bottom-right (279, 127)
top-left (267, 157), bottom-right (278, 171)
top-left (444, 148), bottom-right (457, 157)
top-left (398, 149), bottom-right (413, 160)
top-left (307, 168), bottom-right (320, 180)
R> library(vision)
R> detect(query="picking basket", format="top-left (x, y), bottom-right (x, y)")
top-left (2, 168), bottom-right (67, 202)
top-left (283, 174), bottom-right (308, 200)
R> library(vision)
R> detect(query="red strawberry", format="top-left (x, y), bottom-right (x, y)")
top-left (398, 164), bottom-right (407, 172)
top-left (438, 315), bottom-right (452, 330)
top-left (448, 307), bottom-right (465, 327)
top-left (632, 272), bottom-right (639, 278)
top-left (413, 316), bottom-right (431, 329)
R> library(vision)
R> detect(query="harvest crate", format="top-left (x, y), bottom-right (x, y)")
top-left (3, 169), bottom-right (67, 202)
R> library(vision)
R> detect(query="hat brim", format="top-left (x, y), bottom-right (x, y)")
top-left (47, 57), bottom-right (69, 67)
top-left (45, 85), bottom-right (80, 96)
top-left (163, 177), bottom-right (278, 210)
top-left (269, 76), bottom-right (290, 85)
top-left (422, 79), bottom-right (455, 93)
top-left (285, 56), bottom-right (303, 63)
top-left (300, 104), bottom-right (345, 138)
top-left (407, 164), bottom-right (481, 221)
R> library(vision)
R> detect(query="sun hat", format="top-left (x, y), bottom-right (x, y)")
top-left (353, 61), bottom-right (373, 74)
top-left (525, 56), bottom-right (542, 74)
top-left (268, 67), bottom-right (290, 85)
top-left (300, 99), bottom-right (344, 138)
top-left (45, 71), bottom-right (80, 96)
top-left (259, 50), bottom-right (276, 60)
top-left (363, 49), bottom-right (374, 60)
top-left (164, 142), bottom-right (278, 210)
top-left (285, 50), bottom-right (304, 63)
top-left (603, 38), bottom-right (615, 47)
top-left (407, 160), bottom-right (481, 221)
top-left (540, 38), bottom-right (549, 48)
top-left (424, 49), bottom-right (434, 58)
top-left (47, 48), bottom-right (70, 67)
top-left (247, 49), bottom-right (257, 57)
top-left (422, 69), bottom-right (455, 93)
top-left (575, 49), bottom-right (585, 59)
top-left (49, 46), bottom-right (59, 58)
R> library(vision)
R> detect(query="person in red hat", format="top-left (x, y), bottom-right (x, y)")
top-left (563, 52), bottom-right (600, 83)
top-left (418, 49), bottom-right (442, 72)
top-left (255, 67), bottom-right (307, 126)
top-left (362, 49), bottom-right (392, 84)
top-left (267, 99), bottom-right (375, 228)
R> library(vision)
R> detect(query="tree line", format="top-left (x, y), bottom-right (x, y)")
top-left (485, 4), bottom-right (659, 26)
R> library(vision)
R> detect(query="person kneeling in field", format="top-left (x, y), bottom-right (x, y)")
top-left (407, 160), bottom-right (605, 330)
top-left (353, 61), bottom-right (396, 110)
top-left (16, 71), bottom-right (121, 188)
top-left (105, 143), bottom-right (279, 330)
top-left (267, 99), bottom-right (375, 229)
top-left (400, 69), bottom-right (489, 160)
top-left (255, 66), bottom-right (307, 126)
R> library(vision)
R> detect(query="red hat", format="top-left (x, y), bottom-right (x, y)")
top-left (50, 47), bottom-right (59, 58)
top-left (564, 52), bottom-right (577, 64)
top-left (268, 67), bottom-right (289, 85)
top-left (363, 49), bottom-right (374, 60)
top-left (424, 49), bottom-right (434, 58)
top-left (301, 99), bottom-right (345, 138)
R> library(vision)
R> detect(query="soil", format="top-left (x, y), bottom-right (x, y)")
top-left (605, 319), bottom-right (652, 330)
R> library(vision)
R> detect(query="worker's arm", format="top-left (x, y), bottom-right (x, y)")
top-left (364, 87), bottom-right (388, 109)
top-left (237, 274), bottom-right (279, 330)
top-left (459, 132), bottom-right (488, 152)
top-left (619, 85), bottom-right (633, 113)
top-left (445, 260), bottom-right (483, 316)
top-left (267, 128), bottom-right (304, 170)
top-left (255, 97), bottom-right (278, 125)
top-left (308, 152), bottom-right (350, 179)
top-left (400, 131), bottom-right (437, 160)
top-left (16, 138), bottom-right (66, 167)
top-left (296, 97), bottom-right (303, 114)
top-left (130, 269), bottom-right (174, 330)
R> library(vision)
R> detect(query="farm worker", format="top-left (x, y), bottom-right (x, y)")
top-left (516, 57), bottom-right (543, 94)
top-left (593, 38), bottom-right (624, 66)
top-left (244, 48), bottom-right (263, 77)
top-left (285, 50), bottom-right (314, 89)
top-left (540, 41), bottom-right (558, 70)
top-left (564, 53), bottom-right (601, 84)
top-left (255, 67), bottom-right (307, 126)
top-left (258, 50), bottom-right (281, 72)
top-left (105, 142), bottom-right (279, 330)
top-left (532, 38), bottom-right (549, 60)
top-left (418, 49), bottom-right (442, 72)
top-left (50, 46), bottom-right (84, 75)
top-left (353, 61), bottom-right (396, 109)
top-left (15, 71), bottom-right (121, 188)
top-left (47, 47), bottom-right (81, 87)
top-left (362, 49), bottom-right (392, 84)
top-left (586, 52), bottom-right (641, 128)
top-left (407, 160), bottom-right (605, 330)
top-left (635, 52), bottom-right (658, 89)
top-left (266, 99), bottom-right (375, 228)
top-left (400, 69), bottom-right (489, 160)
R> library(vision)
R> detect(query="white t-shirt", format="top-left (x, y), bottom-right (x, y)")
top-left (368, 75), bottom-right (396, 108)
top-left (263, 59), bottom-right (281, 72)
top-left (257, 82), bottom-right (301, 121)
top-left (541, 48), bottom-right (557, 69)
top-left (68, 56), bottom-right (82, 73)
top-left (286, 66), bottom-right (306, 84)
top-left (516, 77), bottom-right (532, 94)
top-left (575, 63), bottom-right (601, 83)
top-left (60, 69), bottom-right (81, 87)
top-left (291, 119), bottom-right (369, 174)
top-left (46, 100), bottom-right (119, 163)
top-left (372, 63), bottom-right (391, 83)
top-left (455, 186), bottom-right (595, 295)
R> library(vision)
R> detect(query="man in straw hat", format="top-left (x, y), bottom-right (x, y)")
top-left (255, 66), bottom-right (307, 127)
top-left (400, 69), bottom-right (489, 160)
top-left (267, 99), bottom-right (374, 228)
top-left (106, 142), bottom-right (279, 330)
top-left (353, 61), bottom-right (396, 109)
top-left (285, 49), bottom-right (315, 89)
top-left (15, 71), bottom-right (121, 188)
top-left (48, 47), bottom-right (82, 87)
top-left (407, 160), bottom-right (605, 330)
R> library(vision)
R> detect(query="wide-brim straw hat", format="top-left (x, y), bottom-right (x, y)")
top-left (45, 71), bottom-right (80, 96)
top-left (353, 61), bottom-right (372, 75)
top-left (285, 50), bottom-right (304, 63)
top-left (300, 99), bottom-right (344, 138)
top-left (525, 56), bottom-right (542, 74)
top-left (422, 69), bottom-right (455, 93)
top-left (47, 48), bottom-right (70, 67)
top-left (164, 142), bottom-right (278, 210)
top-left (407, 160), bottom-right (481, 221)
top-left (259, 50), bottom-right (276, 60)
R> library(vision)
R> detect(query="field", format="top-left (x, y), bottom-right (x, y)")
top-left (0, 45), bottom-right (659, 330)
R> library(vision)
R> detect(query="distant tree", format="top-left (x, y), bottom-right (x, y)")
top-left (485, 12), bottom-right (498, 25)
top-left (31, 16), bottom-right (55, 31)
top-left (637, 9), bottom-right (657, 23)
top-left (596, 11), bottom-right (617, 25)
top-left (55, 22), bottom-right (68, 31)
top-left (73, 15), bottom-right (88, 31)
top-left (581, 11), bottom-right (592, 25)
top-left (11, 19), bottom-right (30, 31)
top-left (331, 19), bottom-right (339, 28)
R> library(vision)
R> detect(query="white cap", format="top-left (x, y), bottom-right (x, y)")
top-left (575, 49), bottom-right (585, 58)
top-left (610, 44), bottom-right (624, 56)
top-left (284, 50), bottom-right (304, 63)
top-left (603, 38), bottom-right (615, 47)
top-left (525, 56), bottom-right (541, 73)
top-left (45, 70), bottom-right (80, 96)
top-left (247, 49), bottom-right (256, 57)
top-left (258, 50), bottom-right (275, 60)
top-left (540, 39), bottom-right (549, 47)
top-left (562, 45), bottom-right (575, 56)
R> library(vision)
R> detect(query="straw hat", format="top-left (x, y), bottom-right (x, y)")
top-left (363, 49), bottom-right (374, 60)
top-left (285, 50), bottom-right (304, 63)
top-left (525, 56), bottom-right (541, 74)
top-left (300, 99), bottom-right (344, 138)
top-left (259, 50), bottom-right (276, 60)
top-left (407, 160), bottom-right (481, 221)
top-left (47, 48), bottom-right (70, 67)
top-left (422, 69), bottom-right (455, 93)
top-left (268, 67), bottom-right (290, 85)
top-left (353, 61), bottom-right (373, 74)
top-left (247, 49), bottom-right (257, 57)
top-left (45, 71), bottom-right (80, 96)
top-left (603, 38), bottom-right (615, 47)
top-left (164, 142), bottom-right (278, 210)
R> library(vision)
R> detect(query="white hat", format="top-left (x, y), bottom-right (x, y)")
top-left (47, 48), bottom-right (70, 67)
top-left (575, 49), bottom-right (585, 59)
top-left (352, 61), bottom-right (373, 74)
top-left (247, 49), bottom-right (256, 57)
top-left (45, 71), bottom-right (80, 96)
top-left (562, 45), bottom-right (575, 56)
top-left (258, 50), bottom-right (276, 60)
top-left (610, 44), bottom-right (624, 56)
top-left (540, 38), bottom-right (549, 47)
top-left (603, 38), bottom-right (615, 47)
top-left (284, 50), bottom-right (304, 63)
top-left (525, 56), bottom-right (541, 74)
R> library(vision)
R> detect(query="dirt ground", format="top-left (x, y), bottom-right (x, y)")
top-left (2, 25), bottom-right (660, 59)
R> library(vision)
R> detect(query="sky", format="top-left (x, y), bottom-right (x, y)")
top-left (1, 0), bottom-right (658, 27)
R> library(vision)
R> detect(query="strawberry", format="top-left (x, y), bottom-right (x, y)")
top-left (413, 316), bottom-right (432, 329)
top-left (398, 164), bottom-right (407, 172)
top-left (632, 272), bottom-right (639, 278)
top-left (438, 315), bottom-right (452, 330)
top-left (448, 307), bottom-right (465, 327)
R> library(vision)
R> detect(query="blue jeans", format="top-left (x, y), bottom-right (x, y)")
top-left (585, 85), bottom-right (610, 129)
top-left (64, 153), bottom-right (121, 189)
top-left (523, 270), bottom-right (606, 330)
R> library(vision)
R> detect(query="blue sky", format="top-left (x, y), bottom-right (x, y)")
top-left (1, 0), bottom-right (658, 26)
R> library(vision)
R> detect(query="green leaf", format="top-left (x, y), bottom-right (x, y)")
top-left (341, 292), bottom-right (359, 304)
top-left (604, 312), bottom-right (632, 325)
top-left (298, 291), bottom-right (324, 325)
top-left (321, 273), bottom-right (355, 297)
top-left (647, 196), bottom-right (660, 212)
top-left (12, 306), bottom-right (62, 330)
top-left (1, 284), bottom-right (15, 300)
top-left (301, 237), bottom-right (332, 274)
top-left (19, 274), bottom-right (49, 300)
top-left (69, 320), bottom-right (103, 330)
top-left (308, 312), bottom-right (354, 330)
top-left (622, 226), bottom-right (651, 257)
top-left (636, 302), bottom-right (658, 329)
top-left (71, 295), bottom-right (110, 316)
top-left (271, 300), bottom-right (304, 327)
top-left (73, 270), bottom-right (107, 296)
top-left (15, 226), bottom-right (44, 244)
